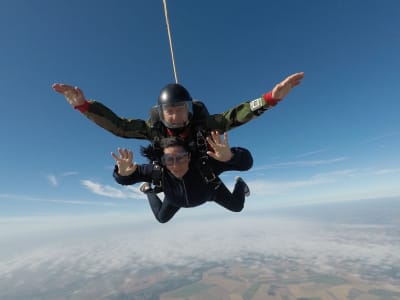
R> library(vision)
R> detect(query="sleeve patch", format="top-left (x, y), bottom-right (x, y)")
top-left (249, 98), bottom-right (264, 111)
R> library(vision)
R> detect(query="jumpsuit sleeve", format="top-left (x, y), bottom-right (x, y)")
top-left (204, 91), bottom-right (279, 132)
top-left (113, 164), bottom-right (154, 186)
top-left (79, 100), bottom-right (152, 139)
top-left (211, 147), bottom-right (254, 174)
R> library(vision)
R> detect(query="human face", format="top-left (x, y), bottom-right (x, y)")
top-left (162, 146), bottom-right (190, 178)
top-left (161, 103), bottom-right (189, 128)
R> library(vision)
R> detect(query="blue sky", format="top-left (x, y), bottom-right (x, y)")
top-left (1, 0), bottom-right (400, 218)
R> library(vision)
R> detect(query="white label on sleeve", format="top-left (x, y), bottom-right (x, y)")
top-left (249, 98), bottom-right (263, 111)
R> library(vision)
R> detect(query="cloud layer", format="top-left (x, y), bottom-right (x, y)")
top-left (1, 211), bottom-right (399, 279)
top-left (1, 199), bottom-right (399, 299)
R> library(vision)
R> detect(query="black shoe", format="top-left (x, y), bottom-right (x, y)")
top-left (235, 176), bottom-right (250, 197)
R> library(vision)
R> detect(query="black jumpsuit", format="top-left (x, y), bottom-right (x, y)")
top-left (113, 147), bottom-right (253, 223)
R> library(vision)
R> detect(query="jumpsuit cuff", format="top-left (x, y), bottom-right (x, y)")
top-left (74, 100), bottom-right (91, 113)
top-left (263, 91), bottom-right (281, 107)
top-left (226, 147), bottom-right (253, 170)
top-left (226, 148), bottom-right (243, 164)
top-left (113, 165), bottom-right (135, 185)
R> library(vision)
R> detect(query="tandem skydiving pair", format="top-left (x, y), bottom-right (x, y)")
top-left (53, 72), bottom-right (304, 222)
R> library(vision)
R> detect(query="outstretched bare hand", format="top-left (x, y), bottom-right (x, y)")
top-left (272, 72), bottom-right (304, 100)
top-left (111, 148), bottom-right (138, 176)
top-left (206, 131), bottom-right (233, 162)
top-left (52, 83), bottom-right (87, 107)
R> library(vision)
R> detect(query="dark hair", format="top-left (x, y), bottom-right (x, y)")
top-left (140, 137), bottom-right (190, 162)
top-left (140, 144), bottom-right (160, 162)
top-left (160, 137), bottom-right (190, 152)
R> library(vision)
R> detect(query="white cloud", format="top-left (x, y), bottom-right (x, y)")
top-left (362, 132), bottom-right (400, 144)
top-left (45, 171), bottom-right (78, 187)
top-left (295, 148), bottom-right (328, 158)
top-left (246, 169), bottom-right (357, 197)
top-left (0, 212), bottom-right (398, 283)
top-left (0, 194), bottom-right (117, 207)
top-left (80, 180), bottom-right (146, 200)
top-left (248, 177), bottom-right (328, 198)
top-left (243, 166), bottom-right (400, 207)
top-left (253, 157), bottom-right (349, 171)
top-left (373, 168), bottom-right (400, 175)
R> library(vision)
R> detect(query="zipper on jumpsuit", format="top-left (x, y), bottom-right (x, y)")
top-left (180, 178), bottom-right (189, 206)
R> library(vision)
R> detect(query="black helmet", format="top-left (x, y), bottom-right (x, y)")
top-left (158, 83), bottom-right (193, 128)
top-left (158, 83), bottom-right (192, 105)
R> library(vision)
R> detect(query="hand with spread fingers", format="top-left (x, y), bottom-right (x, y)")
top-left (52, 83), bottom-right (87, 107)
top-left (206, 131), bottom-right (233, 162)
top-left (111, 148), bottom-right (138, 176)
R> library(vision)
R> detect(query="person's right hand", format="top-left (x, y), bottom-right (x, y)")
top-left (52, 83), bottom-right (86, 107)
top-left (111, 148), bottom-right (138, 176)
top-left (206, 131), bottom-right (233, 162)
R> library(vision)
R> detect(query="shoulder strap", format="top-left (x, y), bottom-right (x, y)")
top-left (147, 113), bottom-right (165, 192)
top-left (192, 100), bottom-right (210, 122)
top-left (151, 162), bottom-right (164, 193)
top-left (149, 105), bottom-right (160, 127)
top-left (195, 129), bottom-right (221, 190)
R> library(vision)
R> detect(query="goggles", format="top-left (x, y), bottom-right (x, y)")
top-left (162, 152), bottom-right (189, 166)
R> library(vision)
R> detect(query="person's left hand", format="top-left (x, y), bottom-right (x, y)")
top-left (272, 72), bottom-right (304, 100)
top-left (111, 148), bottom-right (137, 176)
top-left (206, 131), bottom-right (233, 162)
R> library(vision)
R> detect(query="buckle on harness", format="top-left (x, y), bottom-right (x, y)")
top-left (203, 172), bottom-right (217, 183)
top-left (201, 167), bottom-right (221, 189)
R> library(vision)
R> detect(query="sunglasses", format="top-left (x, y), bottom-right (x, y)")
top-left (162, 152), bottom-right (189, 166)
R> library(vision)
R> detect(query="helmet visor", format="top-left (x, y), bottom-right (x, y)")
top-left (159, 101), bottom-right (193, 128)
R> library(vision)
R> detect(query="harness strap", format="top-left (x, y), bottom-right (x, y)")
top-left (150, 126), bottom-right (164, 192)
top-left (196, 130), bottom-right (222, 190)
top-left (149, 122), bottom-right (221, 191)
top-left (151, 162), bottom-right (164, 193)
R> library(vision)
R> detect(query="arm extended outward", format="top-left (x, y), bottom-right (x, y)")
top-left (52, 83), bottom-right (151, 139)
top-left (205, 72), bottom-right (304, 132)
